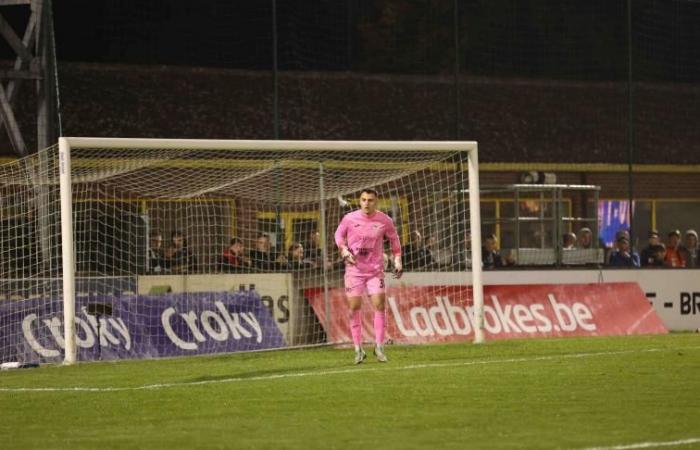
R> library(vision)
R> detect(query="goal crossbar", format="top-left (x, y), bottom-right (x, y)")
top-left (62, 137), bottom-right (477, 153)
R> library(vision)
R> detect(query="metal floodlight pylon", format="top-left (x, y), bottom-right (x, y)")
top-left (0, 0), bottom-right (59, 157)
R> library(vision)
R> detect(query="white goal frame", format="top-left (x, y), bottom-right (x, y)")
top-left (58, 137), bottom-right (485, 364)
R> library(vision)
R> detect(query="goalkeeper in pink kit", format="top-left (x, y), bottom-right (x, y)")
top-left (334, 188), bottom-right (402, 364)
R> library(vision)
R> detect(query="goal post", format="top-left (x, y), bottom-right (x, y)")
top-left (466, 145), bottom-right (485, 344)
top-left (59, 138), bottom-right (77, 364)
top-left (4, 138), bottom-right (484, 366)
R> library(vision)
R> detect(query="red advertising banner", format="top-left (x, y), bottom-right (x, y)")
top-left (306, 282), bottom-right (667, 344)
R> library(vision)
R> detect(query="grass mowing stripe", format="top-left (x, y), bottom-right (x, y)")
top-left (3, 344), bottom-right (699, 393)
top-left (580, 437), bottom-right (700, 450)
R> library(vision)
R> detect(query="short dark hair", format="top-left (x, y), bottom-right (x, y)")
top-left (229, 237), bottom-right (242, 246)
top-left (360, 188), bottom-right (379, 197)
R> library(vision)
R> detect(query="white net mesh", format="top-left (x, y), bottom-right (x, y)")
top-left (1, 140), bottom-right (478, 364)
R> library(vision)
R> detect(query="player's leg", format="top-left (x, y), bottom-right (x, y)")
top-left (349, 296), bottom-right (367, 364)
top-left (368, 276), bottom-right (388, 362)
top-left (345, 273), bottom-right (367, 364)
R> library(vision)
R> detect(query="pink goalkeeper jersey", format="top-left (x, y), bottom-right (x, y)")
top-left (334, 209), bottom-right (401, 276)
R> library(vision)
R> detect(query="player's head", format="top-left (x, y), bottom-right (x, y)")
top-left (359, 188), bottom-right (379, 215)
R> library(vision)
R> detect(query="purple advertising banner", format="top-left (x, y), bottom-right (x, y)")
top-left (0, 291), bottom-right (285, 364)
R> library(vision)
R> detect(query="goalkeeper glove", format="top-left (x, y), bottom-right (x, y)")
top-left (341, 247), bottom-right (356, 265)
top-left (393, 255), bottom-right (403, 279)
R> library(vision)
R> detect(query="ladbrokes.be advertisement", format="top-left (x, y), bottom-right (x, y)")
top-left (307, 282), bottom-right (667, 344)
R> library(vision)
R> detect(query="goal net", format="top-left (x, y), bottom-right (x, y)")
top-left (0, 138), bottom-right (483, 365)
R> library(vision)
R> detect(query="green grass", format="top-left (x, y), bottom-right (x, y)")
top-left (1, 334), bottom-right (699, 450)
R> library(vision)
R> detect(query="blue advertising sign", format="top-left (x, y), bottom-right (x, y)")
top-left (0, 291), bottom-right (285, 364)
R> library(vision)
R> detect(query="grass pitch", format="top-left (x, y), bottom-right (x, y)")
top-left (1, 334), bottom-right (699, 450)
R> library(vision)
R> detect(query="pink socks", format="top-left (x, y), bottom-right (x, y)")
top-left (374, 310), bottom-right (386, 346)
top-left (351, 310), bottom-right (386, 348)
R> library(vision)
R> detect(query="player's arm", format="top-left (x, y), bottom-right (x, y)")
top-left (385, 217), bottom-right (403, 278)
top-left (334, 217), bottom-right (356, 265)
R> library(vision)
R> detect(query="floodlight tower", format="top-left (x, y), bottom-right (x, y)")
top-left (0, 0), bottom-right (59, 157)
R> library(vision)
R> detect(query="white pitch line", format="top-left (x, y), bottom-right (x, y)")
top-left (625, 308), bottom-right (655, 334)
top-left (1, 345), bottom-right (699, 393)
top-left (579, 437), bottom-right (700, 450)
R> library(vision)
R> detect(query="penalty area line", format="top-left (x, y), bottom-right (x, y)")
top-left (1, 345), bottom-right (699, 393)
top-left (579, 437), bottom-right (700, 450)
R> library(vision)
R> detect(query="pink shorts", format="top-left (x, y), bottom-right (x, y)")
top-left (344, 272), bottom-right (386, 297)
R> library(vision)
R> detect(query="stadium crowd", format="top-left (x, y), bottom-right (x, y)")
top-left (145, 225), bottom-right (698, 275)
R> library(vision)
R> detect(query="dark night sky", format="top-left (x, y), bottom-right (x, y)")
top-left (31, 0), bottom-right (700, 82)
top-left (50, 1), bottom-right (354, 71)
top-left (0, 0), bottom-right (698, 80)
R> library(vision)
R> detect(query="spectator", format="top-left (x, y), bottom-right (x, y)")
top-left (664, 229), bottom-right (687, 268)
top-left (640, 230), bottom-right (661, 266)
top-left (148, 231), bottom-right (166, 273)
top-left (452, 230), bottom-right (472, 270)
top-left (608, 235), bottom-right (640, 267)
top-left (249, 233), bottom-right (287, 272)
top-left (425, 235), bottom-right (453, 269)
top-left (402, 230), bottom-right (434, 271)
top-left (563, 232), bottom-right (577, 249)
top-left (221, 237), bottom-right (251, 273)
top-left (165, 230), bottom-right (197, 273)
top-left (287, 242), bottom-right (313, 270)
top-left (303, 229), bottom-right (321, 262)
top-left (482, 234), bottom-right (514, 269)
top-left (646, 243), bottom-right (667, 267)
top-left (615, 229), bottom-right (631, 248)
top-left (577, 227), bottom-right (593, 249)
top-left (462, 231), bottom-right (472, 269)
top-left (684, 229), bottom-right (698, 268)
top-left (606, 229), bottom-right (631, 264)
top-left (303, 229), bottom-right (333, 269)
